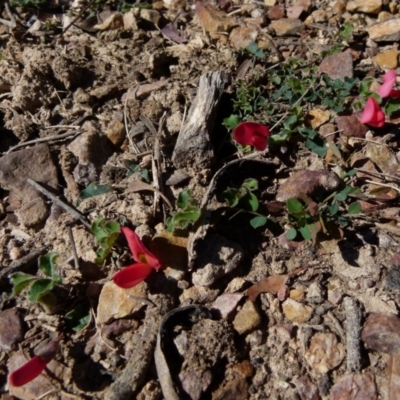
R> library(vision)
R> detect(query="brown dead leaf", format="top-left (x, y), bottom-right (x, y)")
top-left (195, 0), bottom-right (236, 33)
top-left (329, 373), bottom-right (377, 400)
top-left (127, 180), bottom-right (173, 209)
top-left (94, 12), bottom-right (124, 30)
top-left (361, 313), bottom-right (400, 354)
top-left (122, 79), bottom-right (169, 101)
top-left (387, 353), bottom-right (400, 400)
top-left (276, 170), bottom-right (341, 202)
top-left (248, 274), bottom-right (288, 301)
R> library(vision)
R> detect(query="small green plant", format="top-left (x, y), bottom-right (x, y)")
top-left (285, 171), bottom-right (361, 241)
top-left (91, 216), bottom-right (121, 264)
top-left (10, 252), bottom-right (62, 313)
top-left (221, 178), bottom-right (268, 229)
top-left (245, 42), bottom-right (266, 60)
top-left (166, 189), bottom-right (201, 233)
top-left (124, 160), bottom-right (151, 182)
top-left (76, 182), bottom-right (113, 206)
top-left (10, 0), bottom-right (46, 10)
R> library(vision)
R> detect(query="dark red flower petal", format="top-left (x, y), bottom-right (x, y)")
top-left (121, 227), bottom-right (161, 270)
top-left (9, 356), bottom-right (48, 387)
top-left (113, 263), bottom-right (153, 289)
top-left (233, 122), bottom-right (270, 151)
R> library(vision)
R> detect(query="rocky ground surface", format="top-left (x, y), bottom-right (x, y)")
top-left (1, 0), bottom-right (400, 399)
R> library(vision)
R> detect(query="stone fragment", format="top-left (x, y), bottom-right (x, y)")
top-left (305, 109), bottom-right (330, 129)
top-left (361, 313), bottom-right (400, 354)
top-left (268, 5), bottom-right (285, 20)
top-left (332, 0), bottom-right (346, 15)
top-left (346, 0), bottom-right (382, 14)
top-left (282, 298), bottom-right (313, 323)
top-left (264, 0), bottom-right (276, 5)
top-left (270, 19), bottom-right (303, 36)
top-left (387, 353), bottom-right (400, 400)
top-left (0, 308), bottom-right (24, 351)
top-left (96, 281), bottom-right (147, 324)
top-left (290, 289), bottom-right (305, 301)
top-left (367, 18), bottom-right (400, 42)
top-left (276, 169), bottom-right (341, 202)
top-left (319, 123), bottom-right (336, 137)
top-left (373, 49), bottom-right (399, 69)
top-left (330, 373), bottom-right (377, 400)
top-left (305, 332), bottom-right (345, 374)
top-left (311, 10), bottom-right (330, 22)
top-left (319, 52), bottom-right (353, 80)
top-left (365, 141), bottom-right (398, 175)
top-left (179, 285), bottom-right (220, 304)
top-left (296, 375), bottom-right (320, 400)
top-left (213, 378), bottom-right (248, 400)
top-left (378, 11), bottom-right (396, 22)
top-left (0, 144), bottom-right (58, 228)
top-left (233, 301), bottom-right (261, 334)
top-left (192, 234), bottom-right (243, 287)
top-left (286, 6), bottom-right (304, 19)
top-left (212, 293), bottom-right (243, 318)
top-left (105, 119), bottom-right (126, 147)
top-left (335, 114), bottom-right (369, 138)
top-left (306, 282), bottom-right (324, 304)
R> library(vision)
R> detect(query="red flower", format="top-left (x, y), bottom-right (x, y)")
top-left (377, 70), bottom-right (400, 98)
top-left (113, 227), bottom-right (161, 289)
top-left (9, 338), bottom-right (60, 387)
top-left (233, 122), bottom-right (270, 151)
top-left (360, 97), bottom-right (385, 128)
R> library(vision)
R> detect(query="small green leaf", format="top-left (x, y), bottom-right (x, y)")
top-left (10, 272), bottom-right (35, 296)
top-left (299, 225), bottom-right (312, 240)
top-left (243, 178), bottom-right (258, 191)
top-left (305, 138), bottom-right (327, 157)
top-left (66, 306), bottom-right (91, 332)
top-left (345, 169), bottom-right (358, 177)
top-left (385, 99), bottom-right (400, 116)
top-left (27, 279), bottom-right (54, 302)
top-left (223, 114), bottom-right (240, 130)
top-left (76, 182), bottom-right (113, 206)
top-left (248, 192), bottom-right (259, 212)
top-left (38, 252), bottom-right (59, 277)
top-left (250, 216), bottom-right (267, 229)
top-left (348, 202), bottom-right (361, 214)
top-left (286, 228), bottom-right (297, 240)
top-left (330, 202), bottom-right (339, 216)
top-left (286, 198), bottom-right (304, 213)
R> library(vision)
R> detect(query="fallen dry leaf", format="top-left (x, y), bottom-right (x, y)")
top-left (248, 274), bottom-right (288, 301)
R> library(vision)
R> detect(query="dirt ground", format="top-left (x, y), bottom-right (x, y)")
top-left (1, 0), bottom-right (400, 399)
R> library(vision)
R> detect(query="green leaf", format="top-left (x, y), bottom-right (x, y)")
top-left (299, 224), bottom-right (312, 240)
top-left (223, 188), bottom-right (241, 207)
top-left (305, 138), bottom-right (327, 157)
top-left (345, 169), bottom-right (358, 177)
top-left (38, 252), bottom-right (59, 277)
top-left (250, 216), bottom-right (267, 229)
top-left (76, 182), bottom-right (113, 206)
top-left (385, 99), bottom-right (400, 116)
top-left (27, 279), bottom-right (54, 302)
top-left (348, 202), bottom-right (361, 214)
top-left (245, 42), bottom-right (265, 59)
top-left (10, 272), bottom-right (35, 296)
top-left (243, 178), bottom-right (258, 191)
top-left (248, 192), bottom-right (259, 212)
top-left (286, 198), bottom-right (304, 213)
top-left (177, 189), bottom-right (195, 209)
top-left (330, 202), bottom-right (339, 216)
top-left (286, 228), bottom-right (297, 240)
top-left (66, 306), bottom-right (91, 332)
top-left (223, 114), bottom-right (240, 130)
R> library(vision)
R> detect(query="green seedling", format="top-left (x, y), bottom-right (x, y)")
top-left (66, 305), bottom-right (91, 332)
top-left (10, 252), bottom-right (62, 313)
top-left (124, 160), bottom-right (151, 182)
top-left (221, 178), bottom-right (268, 229)
top-left (76, 182), bottom-right (113, 206)
top-left (285, 171), bottom-right (361, 242)
top-left (166, 189), bottom-right (201, 233)
top-left (91, 216), bottom-right (121, 264)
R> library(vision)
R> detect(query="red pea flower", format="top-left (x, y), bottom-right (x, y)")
top-left (233, 122), bottom-right (270, 151)
top-left (377, 70), bottom-right (400, 98)
top-left (360, 97), bottom-right (385, 128)
top-left (9, 338), bottom-right (60, 387)
top-left (113, 227), bottom-right (161, 289)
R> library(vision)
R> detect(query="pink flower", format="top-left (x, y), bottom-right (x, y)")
top-left (360, 97), bottom-right (385, 128)
top-left (377, 70), bottom-right (400, 98)
top-left (113, 227), bottom-right (161, 289)
top-left (233, 122), bottom-right (270, 151)
top-left (9, 338), bottom-right (60, 387)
